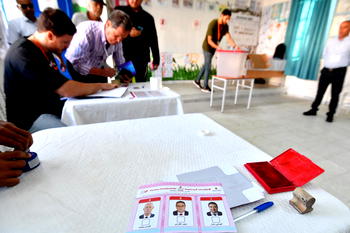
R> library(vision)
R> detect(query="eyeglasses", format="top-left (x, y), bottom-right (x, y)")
top-left (18, 3), bottom-right (34, 10)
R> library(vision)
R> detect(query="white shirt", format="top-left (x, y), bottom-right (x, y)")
top-left (323, 36), bottom-right (350, 69)
top-left (7, 16), bottom-right (37, 45)
top-left (71, 12), bottom-right (102, 26)
top-left (72, 12), bottom-right (89, 26)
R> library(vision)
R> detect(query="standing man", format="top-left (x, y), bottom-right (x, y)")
top-left (303, 21), bottom-right (350, 122)
top-left (65, 10), bottom-right (132, 83)
top-left (7, 0), bottom-right (37, 45)
top-left (194, 9), bottom-right (238, 93)
top-left (4, 8), bottom-right (117, 132)
top-left (115, 0), bottom-right (160, 82)
top-left (72, 0), bottom-right (105, 26)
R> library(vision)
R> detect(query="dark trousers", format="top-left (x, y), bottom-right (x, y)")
top-left (196, 50), bottom-right (214, 88)
top-left (133, 61), bottom-right (148, 83)
top-left (311, 67), bottom-right (347, 115)
top-left (67, 61), bottom-right (108, 83)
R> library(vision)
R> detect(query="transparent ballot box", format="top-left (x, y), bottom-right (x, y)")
top-left (216, 50), bottom-right (248, 78)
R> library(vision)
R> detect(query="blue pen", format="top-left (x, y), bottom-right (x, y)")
top-left (233, 201), bottom-right (274, 222)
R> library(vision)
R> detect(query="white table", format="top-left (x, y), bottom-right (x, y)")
top-left (61, 84), bottom-right (184, 125)
top-left (1, 114), bottom-right (350, 233)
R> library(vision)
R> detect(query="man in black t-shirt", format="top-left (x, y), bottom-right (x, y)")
top-left (194, 9), bottom-right (239, 93)
top-left (4, 8), bottom-right (117, 132)
top-left (115, 0), bottom-right (160, 82)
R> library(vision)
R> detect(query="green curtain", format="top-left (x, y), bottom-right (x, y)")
top-left (284, 0), bottom-right (338, 80)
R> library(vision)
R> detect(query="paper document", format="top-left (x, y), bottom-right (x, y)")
top-left (87, 87), bottom-right (128, 98)
top-left (126, 182), bottom-right (237, 233)
top-left (130, 90), bottom-right (165, 98)
top-left (177, 166), bottom-right (264, 208)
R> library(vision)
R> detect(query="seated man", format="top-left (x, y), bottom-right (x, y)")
top-left (65, 10), bottom-right (132, 83)
top-left (72, 0), bottom-right (105, 26)
top-left (7, 0), bottom-right (37, 45)
top-left (4, 8), bottom-right (117, 133)
top-left (0, 120), bottom-right (32, 187)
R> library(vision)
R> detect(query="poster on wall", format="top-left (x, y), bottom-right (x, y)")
top-left (172, 0), bottom-right (180, 8)
top-left (183, 0), bottom-right (194, 8)
top-left (336, 0), bottom-right (350, 13)
top-left (231, 13), bottom-right (260, 47)
top-left (208, 1), bottom-right (219, 11)
top-left (256, 2), bottom-right (290, 56)
top-left (194, 0), bottom-right (206, 10)
top-left (144, 0), bottom-right (152, 6)
top-left (234, 0), bottom-right (250, 9)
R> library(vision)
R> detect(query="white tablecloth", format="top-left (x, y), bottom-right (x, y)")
top-left (1, 114), bottom-right (349, 233)
top-left (61, 85), bottom-right (184, 125)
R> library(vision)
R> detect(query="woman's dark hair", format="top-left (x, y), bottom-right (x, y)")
top-left (37, 8), bottom-right (76, 37)
top-left (273, 43), bottom-right (286, 59)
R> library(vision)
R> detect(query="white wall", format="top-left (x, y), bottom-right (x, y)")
top-left (262, 0), bottom-right (350, 108)
top-left (143, 5), bottom-right (218, 54)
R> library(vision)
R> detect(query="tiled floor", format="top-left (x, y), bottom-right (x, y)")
top-left (165, 81), bottom-right (350, 208)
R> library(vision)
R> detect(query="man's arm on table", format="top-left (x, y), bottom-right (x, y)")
top-left (56, 80), bottom-right (117, 97)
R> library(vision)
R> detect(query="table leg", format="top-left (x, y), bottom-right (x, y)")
top-left (234, 80), bottom-right (239, 105)
top-left (210, 77), bottom-right (214, 107)
top-left (221, 79), bottom-right (227, 112)
top-left (247, 79), bottom-right (255, 109)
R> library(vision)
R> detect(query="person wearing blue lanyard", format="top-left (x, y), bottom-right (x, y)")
top-left (4, 8), bottom-right (118, 132)
top-left (193, 9), bottom-right (239, 93)
top-left (303, 21), bottom-right (350, 122)
top-left (65, 10), bottom-right (132, 83)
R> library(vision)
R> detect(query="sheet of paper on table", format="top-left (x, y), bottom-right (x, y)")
top-left (86, 87), bottom-right (128, 98)
top-left (177, 166), bottom-right (265, 208)
top-left (130, 90), bottom-right (165, 98)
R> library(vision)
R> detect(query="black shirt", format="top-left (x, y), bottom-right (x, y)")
top-left (115, 6), bottom-right (160, 65)
top-left (4, 38), bottom-right (68, 130)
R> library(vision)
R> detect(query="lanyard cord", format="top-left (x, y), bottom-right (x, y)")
top-left (217, 22), bottom-right (221, 42)
top-left (30, 39), bottom-right (58, 70)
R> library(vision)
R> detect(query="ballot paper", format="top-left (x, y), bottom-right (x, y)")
top-left (130, 90), bottom-right (165, 98)
top-left (126, 182), bottom-right (237, 233)
top-left (177, 166), bottom-right (265, 208)
top-left (86, 87), bottom-right (128, 98)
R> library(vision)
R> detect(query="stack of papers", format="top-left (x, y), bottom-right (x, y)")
top-left (177, 166), bottom-right (264, 208)
top-left (127, 182), bottom-right (237, 233)
top-left (86, 87), bottom-right (128, 98)
top-left (130, 90), bottom-right (165, 98)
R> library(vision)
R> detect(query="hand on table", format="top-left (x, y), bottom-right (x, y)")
top-left (100, 83), bottom-right (118, 90)
top-left (0, 151), bottom-right (31, 187)
top-left (0, 121), bottom-right (33, 151)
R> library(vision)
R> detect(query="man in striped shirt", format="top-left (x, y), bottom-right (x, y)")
top-left (65, 10), bottom-right (132, 83)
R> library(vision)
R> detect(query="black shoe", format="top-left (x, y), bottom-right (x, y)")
top-left (326, 114), bottom-right (334, 122)
top-left (193, 80), bottom-right (202, 89)
top-left (200, 86), bottom-right (211, 93)
top-left (303, 109), bottom-right (317, 116)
